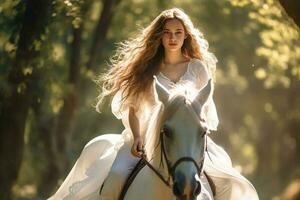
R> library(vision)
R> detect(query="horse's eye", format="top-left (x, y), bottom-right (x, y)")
top-left (161, 125), bottom-right (172, 138)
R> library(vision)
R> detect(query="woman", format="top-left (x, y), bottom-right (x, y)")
top-left (48, 8), bottom-right (259, 200)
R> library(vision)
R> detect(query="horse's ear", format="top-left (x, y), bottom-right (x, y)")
top-left (192, 79), bottom-right (212, 106)
top-left (153, 76), bottom-right (170, 104)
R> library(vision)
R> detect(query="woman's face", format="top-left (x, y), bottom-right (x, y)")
top-left (161, 18), bottom-right (187, 52)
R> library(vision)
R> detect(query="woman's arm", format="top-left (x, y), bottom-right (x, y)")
top-left (128, 106), bottom-right (144, 157)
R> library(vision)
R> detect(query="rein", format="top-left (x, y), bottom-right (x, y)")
top-left (118, 97), bottom-right (215, 199)
top-left (140, 153), bottom-right (172, 187)
top-left (119, 131), bottom-right (212, 200)
top-left (139, 100), bottom-right (210, 188)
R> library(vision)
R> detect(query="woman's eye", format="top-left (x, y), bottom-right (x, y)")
top-left (175, 32), bottom-right (182, 35)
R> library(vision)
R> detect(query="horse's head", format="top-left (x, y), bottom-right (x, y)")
top-left (154, 78), bottom-right (212, 200)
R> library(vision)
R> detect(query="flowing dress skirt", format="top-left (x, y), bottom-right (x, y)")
top-left (47, 130), bottom-right (259, 200)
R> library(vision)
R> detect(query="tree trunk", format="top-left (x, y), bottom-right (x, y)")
top-left (35, 112), bottom-right (59, 198)
top-left (52, 25), bottom-right (83, 181)
top-left (0, 0), bottom-right (52, 199)
top-left (278, 0), bottom-right (300, 27)
top-left (86, 0), bottom-right (122, 70)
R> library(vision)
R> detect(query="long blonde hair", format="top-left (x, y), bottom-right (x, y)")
top-left (95, 7), bottom-right (217, 112)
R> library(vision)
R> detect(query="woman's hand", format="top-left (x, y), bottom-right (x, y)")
top-left (131, 136), bottom-right (144, 158)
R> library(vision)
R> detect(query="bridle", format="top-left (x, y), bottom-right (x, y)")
top-left (118, 123), bottom-right (210, 200)
top-left (138, 131), bottom-right (208, 190)
top-left (159, 128), bottom-right (208, 185)
top-left (117, 99), bottom-right (214, 200)
top-left (141, 101), bottom-right (209, 188)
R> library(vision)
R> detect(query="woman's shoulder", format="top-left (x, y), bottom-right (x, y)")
top-left (189, 58), bottom-right (209, 76)
top-left (191, 57), bottom-right (205, 65)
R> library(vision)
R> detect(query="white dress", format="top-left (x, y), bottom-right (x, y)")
top-left (48, 58), bottom-right (259, 200)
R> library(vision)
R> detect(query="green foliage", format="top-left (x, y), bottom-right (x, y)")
top-left (1, 0), bottom-right (299, 199)
top-left (52, 0), bottom-right (85, 28)
top-left (0, 0), bottom-right (23, 98)
top-left (231, 0), bottom-right (300, 88)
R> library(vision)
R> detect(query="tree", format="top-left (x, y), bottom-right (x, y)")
top-left (278, 0), bottom-right (300, 27)
top-left (0, 0), bottom-right (52, 199)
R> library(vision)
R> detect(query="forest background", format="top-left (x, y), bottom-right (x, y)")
top-left (0, 0), bottom-right (299, 199)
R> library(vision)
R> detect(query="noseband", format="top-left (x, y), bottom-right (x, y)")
top-left (159, 127), bottom-right (208, 185)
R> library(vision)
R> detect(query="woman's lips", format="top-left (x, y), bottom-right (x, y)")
top-left (169, 43), bottom-right (177, 46)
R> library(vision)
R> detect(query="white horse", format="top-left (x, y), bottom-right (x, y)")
top-left (48, 79), bottom-right (215, 200)
top-left (120, 79), bottom-right (215, 200)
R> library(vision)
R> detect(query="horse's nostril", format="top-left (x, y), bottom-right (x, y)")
top-left (194, 181), bottom-right (201, 196)
top-left (173, 182), bottom-right (181, 196)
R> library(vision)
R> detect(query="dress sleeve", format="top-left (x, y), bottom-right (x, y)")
top-left (111, 87), bottom-right (138, 120)
top-left (201, 96), bottom-right (219, 131)
top-left (192, 59), bottom-right (219, 131)
top-left (189, 59), bottom-right (209, 90)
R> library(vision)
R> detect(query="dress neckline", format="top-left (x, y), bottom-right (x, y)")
top-left (159, 58), bottom-right (194, 84)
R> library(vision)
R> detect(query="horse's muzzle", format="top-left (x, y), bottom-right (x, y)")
top-left (172, 170), bottom-right (201, 200)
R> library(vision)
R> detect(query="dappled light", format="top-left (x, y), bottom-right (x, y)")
top-left (0, 0), bottom-right (299, 200)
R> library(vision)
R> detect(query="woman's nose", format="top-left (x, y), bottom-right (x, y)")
top-left (169, 33), bottom-right (175, 40)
